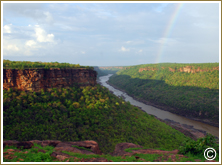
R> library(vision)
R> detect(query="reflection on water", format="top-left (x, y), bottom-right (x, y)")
top-left (99, 74), bottom-right (219, 138)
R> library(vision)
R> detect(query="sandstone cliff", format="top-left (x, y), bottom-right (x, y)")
top-left (139, 66), bottom-right (219, 73)
top-left (3, 68), bottom-right (97, 91)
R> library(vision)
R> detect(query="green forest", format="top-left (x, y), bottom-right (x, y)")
top-left (99, 66), bottom-right (123, 75)
top-left (3, 84), bottom-right (189, 154)
top-left (108, 63), bottom-right (219, 124)
top-left (3, 60), bottom-right (93, 70)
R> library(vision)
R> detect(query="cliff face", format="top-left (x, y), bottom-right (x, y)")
top-left (139, 66), bottom-right (219, 73)
top-left (3, 68), bottom-right (97, 91)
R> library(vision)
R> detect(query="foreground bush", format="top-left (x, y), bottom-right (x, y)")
top-left (179, 134), bottom-right (219, 160)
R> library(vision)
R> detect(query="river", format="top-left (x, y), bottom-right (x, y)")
top-left (98, 74), bottom-right (219, 138)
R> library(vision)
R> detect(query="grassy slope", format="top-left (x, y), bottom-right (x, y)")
top-left (4, 85), bottom-right (189, 154)
top-left (108, 63), bottom-right (219, 123)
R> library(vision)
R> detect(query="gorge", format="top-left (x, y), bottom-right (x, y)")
top-left (98, 74), bottom-right (219, 138)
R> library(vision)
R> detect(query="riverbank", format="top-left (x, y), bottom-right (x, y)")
top-left (105, 81), bottom-right (219, 140)
top-left (106, 80), bottom-right (219, 128)
top-left (131, 104), bottom-right (208, 140)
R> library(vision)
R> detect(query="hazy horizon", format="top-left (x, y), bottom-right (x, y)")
top-left (2, 2), bottom-right (220, 66)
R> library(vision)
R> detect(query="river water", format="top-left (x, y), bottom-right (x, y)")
top-left (98, 74), bottom-right (219, 138)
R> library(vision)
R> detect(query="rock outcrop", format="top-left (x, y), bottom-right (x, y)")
top-left (3, 140), bottom-right (218, 162)
top-left (3, 140), bottom-right (101, 155)
top-left (29, 140), bottom-right (61, 147)
top-left (111, 142), bottom-right (143, 156)
top-left (139, 67), bottom-right (157, 72)
top-left (3, 68), bottom-right (97, 91)
top-left (139, 66), bottom-right (219, 73)
top-left (3, 140), bottom-right (105, 162)
top-left (176, 66), bottom-right (219, 73)
top-left (3, 140), bottom-right (34, 149)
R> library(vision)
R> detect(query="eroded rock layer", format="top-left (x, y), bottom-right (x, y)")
top-left (3, 68), bottom-right (97, 91)
top-left (139, 66), bottom-right (219, 73)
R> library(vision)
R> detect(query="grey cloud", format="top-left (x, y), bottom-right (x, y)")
top-left (3, 3), bottom-right (43, 12)
top-left (3, 3), bottom-right (54, 25)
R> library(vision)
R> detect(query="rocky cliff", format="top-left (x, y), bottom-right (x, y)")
top-left (139, 66), bottom-right (219, 73)
top-left (3, 68), bottom-right (97, 91)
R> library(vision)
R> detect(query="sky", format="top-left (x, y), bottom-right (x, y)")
top-left (2, 1), bottom-right (220, 66)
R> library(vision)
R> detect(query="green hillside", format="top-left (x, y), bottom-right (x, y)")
top-left (108, 63), bottom-right (219, 124)
top-left (3, 84), bottom-right (189, 154)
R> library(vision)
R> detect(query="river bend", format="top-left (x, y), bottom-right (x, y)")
top-left (98, 74), bottom-right (219, 138)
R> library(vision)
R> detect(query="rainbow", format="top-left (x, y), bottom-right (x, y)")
top-left (155, 3), bottom-right (184, 63)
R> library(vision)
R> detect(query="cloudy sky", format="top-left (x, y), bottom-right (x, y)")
top-left (2, 2), bottom-right (220, 66)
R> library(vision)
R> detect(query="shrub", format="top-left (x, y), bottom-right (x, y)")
top-left (178, 134), bottom-right (219, 155)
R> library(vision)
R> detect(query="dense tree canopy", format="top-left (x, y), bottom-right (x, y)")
top-left (4, 85), bottom-right (189, 153)
top-left (3, 60), bottom-right (93, 70)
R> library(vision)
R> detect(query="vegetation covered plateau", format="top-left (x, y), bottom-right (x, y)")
top-left (4, 84), bottom-right (189, 154)
top-left (108, 63), bottom-right (219, 125)
top-left (3, 60), bottom-right (93, 70)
